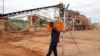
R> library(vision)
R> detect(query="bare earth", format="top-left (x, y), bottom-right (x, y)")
top-left (0, 28), bottom-right (100, 56)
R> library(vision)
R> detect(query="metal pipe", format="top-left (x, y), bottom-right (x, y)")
top-left (62, 4), bottom-right (69, 56)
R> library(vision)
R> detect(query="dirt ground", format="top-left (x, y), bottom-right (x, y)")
top-left (0, 28), bottom-right (100, 56)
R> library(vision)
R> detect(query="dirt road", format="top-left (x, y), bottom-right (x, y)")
top-left (0, 28), bottom-right (100, 56)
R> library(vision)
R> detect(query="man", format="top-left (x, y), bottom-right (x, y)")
top-left (47, 22), bottom-right (60, 56)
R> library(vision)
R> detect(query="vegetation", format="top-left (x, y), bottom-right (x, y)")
top-left (38, 18), bottom-right (47, 26)
top-left (10, 19), bottom-right (28, 31)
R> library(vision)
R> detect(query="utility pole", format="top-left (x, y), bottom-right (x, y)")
top-left (2, 0), bottom-right (6, 31)
top-left (2, 0), bottom-right (4, 14)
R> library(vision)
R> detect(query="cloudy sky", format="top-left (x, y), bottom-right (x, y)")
top-left (0, 0), bottom-right (100, 23)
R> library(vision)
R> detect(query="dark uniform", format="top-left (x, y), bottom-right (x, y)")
top-left (60, 8), bottom-right (65, 17)
top-left (47, 22), bottom-right (60, 56)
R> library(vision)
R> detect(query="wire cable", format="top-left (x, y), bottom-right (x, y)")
top-left (68, 31), bottom-right (83, 56)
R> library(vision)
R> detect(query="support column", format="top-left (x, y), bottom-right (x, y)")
top-left (29, 12), bottom-right (34, 31)
top-left (0, 18), bottom-right (5, 30)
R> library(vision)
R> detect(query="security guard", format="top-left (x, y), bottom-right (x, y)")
top-left (47, 22), bottom-right (60, 56)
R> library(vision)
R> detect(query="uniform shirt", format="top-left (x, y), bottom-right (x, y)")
top-left (51, 27), bottom-right (60, 44)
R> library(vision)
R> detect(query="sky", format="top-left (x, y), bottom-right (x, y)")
top-left (0, 0), bottom-right (100, 23)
